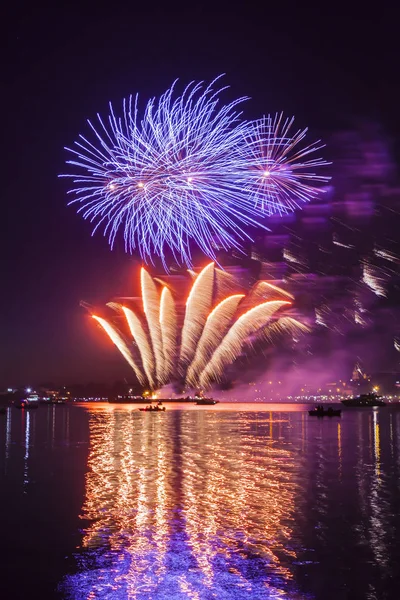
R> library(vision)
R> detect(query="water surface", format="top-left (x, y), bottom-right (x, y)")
top-left (1, 403), bottom-right (400, 599)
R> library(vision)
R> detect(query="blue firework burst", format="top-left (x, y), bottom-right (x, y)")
top-left (245, 113), bottom-right (330, 215)
top-left (62, 77), bottom-right (329, 267)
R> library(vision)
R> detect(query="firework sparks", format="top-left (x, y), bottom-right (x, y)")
top-left (257, 281), bottom-right (294, 300)
top-left (283, 248), bottom-right (308, 268)
top-left (374, 246), bottom-right (400, 264)
top-left (198, 300), bottom-right (290, 388)
top-left (63, 78), bottom-right (328, 267)
top-left (315, 307), bottom-right (328, 328)
top-left (179, 262), bottom-right (215, 370)
top-left (160, 287), bottom-right (178, 381)
top-left (121, 306), bottom-right (156, 389)
top-left (92, 315), bottom-right (146, 385)
top-left (186, 294), bottom-right (244, 387)
top-left (246, 113), bottom-right (330, 215)
top-left (262, 317), bottom-right (309, 343)
top-left (90, 264), bottom-right (305, 390)
top-left (362, 262), bottom-right (387, 298)
top-left (141, 268), bottom-right (165, 382)
top-left (354, 311), bottom-right (367, 326)
top-left (333, 233), bottom-right (354, 249)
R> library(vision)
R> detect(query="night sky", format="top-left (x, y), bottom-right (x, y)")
top-left (1, 2), bottom-right (399, 387)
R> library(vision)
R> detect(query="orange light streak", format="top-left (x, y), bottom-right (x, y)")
top-left (199, 300), bottom-right (290, 387)
top-left (186, 294), bottom-right (244, 387)
top-left (92, 315), bottom-right (146, 385)
top-left (159, 287), bottom-right (177, 382)
top-left (179, 262), bottom-right (215, 368)
top-left (141, 268), bottom-right (165, 383)
top-left (121, 305), bottom-right (156, 389)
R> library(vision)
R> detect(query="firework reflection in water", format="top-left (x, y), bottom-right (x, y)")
top-left (62, 409), bottom-right (303, 599)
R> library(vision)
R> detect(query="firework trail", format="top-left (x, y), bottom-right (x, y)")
top-left (160, 287), bottom-right (178, 381)
top-left (179, 262), bottom-right (215, 370)
top-left (198, 300), bottom-right (290, 388)
top-left (89, 264), bottom-right (305, 390)
top-left (362, 261), bottom-right (388, 298)
top-left (261, 317), bottom-right (309, 344)
top-left (247, 113), bottom-right (330, 215)
top-left (374, 246), bottom-right (400, 264)
top-left (186, 294), bottom-right (244, 387)
top-left (257, 281), bottom-right (294, 300)
top-left (141, 268), bottom-right (165, 382)
top-left (121, 306), bottom-right (156, 389)
top-left (333, 233), bottom-right (354, 249)
top-left (238, 280), bottom-right (294, 316)
top-left (92, 316), bottom-right (146, 385)
top-left (63, 77), bottom-right (328, 267)
top-left (213, 268), bottom-right (242, 303)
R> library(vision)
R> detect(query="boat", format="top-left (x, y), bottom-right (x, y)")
top-left (109, 395), bottom-right (150, 404)
top-left (40, 396), bottom-right (68, 405)
top-left (195, 398), bottom-right (219, 405)
top-left (138, 405), bottom-right (166, 412)
top-left (341, 393), bottom-right (386, 407)
top-left (14, 393), bottom-right (40, 410)
top-left (308, 406), bottom-right (341, 417)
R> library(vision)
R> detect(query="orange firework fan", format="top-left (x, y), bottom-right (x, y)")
top-left (89, 264), bottom-right (307, 390)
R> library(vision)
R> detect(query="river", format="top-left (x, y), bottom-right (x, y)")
top-left (1, 402), bottom-right (400, 599)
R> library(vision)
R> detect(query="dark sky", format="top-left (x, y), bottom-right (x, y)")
top-left (1, 1), bottom-right (399, 387)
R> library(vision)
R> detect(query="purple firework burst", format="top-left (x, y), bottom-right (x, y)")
top-left (62, 77), bottom-right (329, 267)
top-left (246, 113), bottom-right (330, 215)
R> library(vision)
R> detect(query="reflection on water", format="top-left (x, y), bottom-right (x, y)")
top-left (2, 404), bottom-right (400, 599)
top-left (66, 409), bottom-right (303, 599)
top-left (23, 410), bottom-right (31, 491)
top-left (5, 407), bottom-right (11, 465)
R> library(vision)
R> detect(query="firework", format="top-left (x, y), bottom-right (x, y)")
top-left (374, 246), bottom-right (400, 264)
top-left (160, 286), bottom-right (178, 381)
top-left (246, 113), bottom-right (330, 215)
top-left (283, 248), bottom-right (308, 268)
top-left (121, 306), bottom-right (156, 388)
top-left (198, 300), bottom-right (290, 388)
top-left (141, 268), bottom-right (165, 382)
top-left (63, 77), bottom-right (328, 267)
top-left (362, 261), bottom-right (388, 298)
top-left (91, 264), bottom-right (306, 390)
top-left (333, 233), bottom-right (354, 249)
top-left (179, 262), bottom-right (215, 370)
top-left (92, 316), bottom-right (146, 385)
top-left (186, 294), bottom-right (244, 387)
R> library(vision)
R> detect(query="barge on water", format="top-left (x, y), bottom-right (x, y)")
top-left (341, 393), bottom-right (386, 407)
